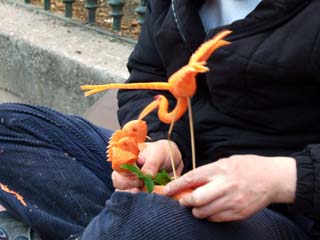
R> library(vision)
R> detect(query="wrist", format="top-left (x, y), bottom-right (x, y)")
top-left (270, 157), bottom-right (297, 204)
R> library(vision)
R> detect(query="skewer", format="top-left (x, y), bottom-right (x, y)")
top-left (167, 107), bottom-right (178, 179)
top-left (187, 97), bottom-right (196, 170)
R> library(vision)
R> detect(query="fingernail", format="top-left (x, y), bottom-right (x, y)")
top-left (179, 199), bottom-right (185, 206)
top-left (137, 156), bottom-right (146, 165)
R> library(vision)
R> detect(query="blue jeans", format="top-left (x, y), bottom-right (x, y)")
top-left (0, 103), bottom-right (312, 240)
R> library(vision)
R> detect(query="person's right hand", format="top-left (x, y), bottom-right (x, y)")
top-left (111, 139), bottom-right (183, 192)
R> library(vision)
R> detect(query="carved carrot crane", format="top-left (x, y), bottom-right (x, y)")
top-left (81, 29), bottom-right (232, 177)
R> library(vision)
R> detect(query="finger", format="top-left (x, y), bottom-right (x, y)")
top-left (206, 209), bottom-right (245, 222)
top-left (115, 187), bottom-right (141, 194)
top-left (136, 155), bottom-right (146, 168)
top-left (175, 160), bottom-right (184, 176)
top-left (207, 201), bottom-right (266, 222)
top-left (166, 158), bottom-right (184, 178)
top-left (140, 160), bottom-right (161, 176)
top-left (139, 148), bottom-right (162, 176)
top-left (191, 194), bottom-right (231, 219)
top-left (112, 171), bottom-right (143, 190)
top-left (164, 166), bottom-right (209, 196)
top-left (180, 179), bottom-right (227, 208)
top-left (137, 143), bottom-right (162, 176)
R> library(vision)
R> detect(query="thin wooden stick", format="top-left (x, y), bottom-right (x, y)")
top-left (187, 97), bottom-right (196, 170)
top-left (167, 107), bottom-right (178, 179)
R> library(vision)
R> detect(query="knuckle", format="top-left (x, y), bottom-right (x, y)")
top-left (216, 161), bottom-right (229, 173)
top-left (233, 195), bottom-right (245, 206)
top-left (227, 181), bottom-right (239, 191)
top-left (190, 194), bottom-right (202, 206)
top-left (209, 215), bottom-right (225, 222)
top-left (185, 172), bottom-right (196, 184)
top-left (238, 211), bottom-right (248, 219)
top-left (112, 172), bottom-right (140, 190)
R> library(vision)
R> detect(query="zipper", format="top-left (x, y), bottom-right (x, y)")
top-left (171, 0), bottom-right (193, 53)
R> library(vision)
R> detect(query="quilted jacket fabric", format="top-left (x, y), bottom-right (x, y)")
top-left (117, 0), bottom-right (320, 232)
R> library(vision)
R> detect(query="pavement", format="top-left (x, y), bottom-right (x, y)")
top-left (0, 88), bottom-right (120, 130)
top-left (0, 89), bottom-right (24, 103)
top-left (82, 89), bottom-right (120, 130)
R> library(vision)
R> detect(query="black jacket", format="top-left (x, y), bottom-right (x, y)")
top-left (117, 0), bottom-right (320, 234)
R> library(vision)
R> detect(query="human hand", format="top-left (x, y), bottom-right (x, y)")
top-left (112, 139), bottom-right (183, 192)
top-left (163, 155), bottom-right (297, 222)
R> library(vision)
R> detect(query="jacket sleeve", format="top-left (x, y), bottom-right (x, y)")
top-left (289, 32), bottom-right (320, 221)
top-left (117, 0), bottom-right (192, 166)
top-left (290, 145), bottom-right (320, 223)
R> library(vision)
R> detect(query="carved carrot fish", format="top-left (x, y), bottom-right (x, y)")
top-left (107, 120), bottom-right (148, 173)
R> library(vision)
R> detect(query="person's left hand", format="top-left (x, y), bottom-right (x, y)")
top-left (163, 155), bottom-right (297, 222)
top-left (112, 139), bottom-right (183, 192)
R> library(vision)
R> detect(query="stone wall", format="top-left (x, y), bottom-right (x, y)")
top-left (0, 2), bottom-right (134, 115)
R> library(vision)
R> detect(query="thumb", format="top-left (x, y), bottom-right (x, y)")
top-left (138, 140), bottom-right (167, 176)
top-left (140, 156), bottom-right (160, 177)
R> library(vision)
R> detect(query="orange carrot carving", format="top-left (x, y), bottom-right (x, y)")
top-left (82, 30), bottom-right (233, 199)
top-left (149, 185), bottom-right (193, 201)
top-left (107, 119), bottom-right (194, 200)
top-left (107, 120), bottom-right (148, 173)
top-left (81, 29), bottom-right (232, 124)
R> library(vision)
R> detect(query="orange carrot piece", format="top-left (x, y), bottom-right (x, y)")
top-left (145, 185), bottom-right (193, 201)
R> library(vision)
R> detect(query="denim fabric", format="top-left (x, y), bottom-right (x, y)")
top-left (0, 103), bottom-right (312, 240)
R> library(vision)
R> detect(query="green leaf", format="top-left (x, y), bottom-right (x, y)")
top-left (121, 164), bottom-right (143, 177)
top-left (121, 164), bottom-right (154, 192)
top-left (144, 177), bottom-right (155, 193)
top-left (153, 170), bottom-right (172, 185)
top-left (121, 164), bottom-right (172, 193)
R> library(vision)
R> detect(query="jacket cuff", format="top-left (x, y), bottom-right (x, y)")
top-left (290, 151), bottom-right (314, 215)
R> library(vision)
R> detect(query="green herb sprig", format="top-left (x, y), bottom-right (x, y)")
top-left (121, 164), bottom-right (172, 193)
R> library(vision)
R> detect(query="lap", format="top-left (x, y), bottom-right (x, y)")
top-left (0, 104), bottom-right (312, 240)
top-left (81, 191), bottom-right (311, 240)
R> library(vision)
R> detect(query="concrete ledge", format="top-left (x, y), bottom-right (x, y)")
top-left (0, 2), bottom-right (134, 116)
